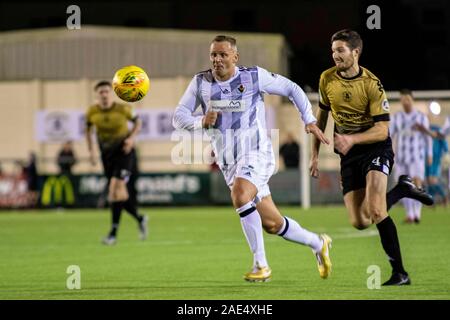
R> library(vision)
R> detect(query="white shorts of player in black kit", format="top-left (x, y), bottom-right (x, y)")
top-left (394, 162), bottom-right (425, 181)
top-left (220, 150), bottom-right (276, 204)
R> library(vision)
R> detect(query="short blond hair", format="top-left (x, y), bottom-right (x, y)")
top-left (211, 35), bottom-right (237, 50)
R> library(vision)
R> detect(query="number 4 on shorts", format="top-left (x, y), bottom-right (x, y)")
top-left (372, 157), bottom-right (381, 167)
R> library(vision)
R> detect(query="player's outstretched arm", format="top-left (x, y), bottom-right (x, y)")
top-left (306, 122), bottom-right (329, 145)
top-left (413, 123), bottom-right (441, 139)
top-left (257, 67), bottom-right (330, 175)
top-left (310, 108), bottom-right (329, 178)
top-left (173, 77), bottom-right (204, 131)
top-left (423, 116), bottom-right (433, 165)
top-left (257, 67), bottom-right (317, 127)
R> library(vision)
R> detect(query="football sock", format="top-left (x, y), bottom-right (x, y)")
top-left (277, 216), bottom-right (322, 252)
top-left (123, 199), bottom-right (143, 222)
top-left (110, 202), bottom-right (123, 237)
top-left (386, 184), bottom-right (404, 211)
top-left (376, 216), bottom-right (407, 275)
top-left (236, 202), bottom-right (268, 268)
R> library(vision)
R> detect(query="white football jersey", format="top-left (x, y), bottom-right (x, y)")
top-left (173, 66), bottom-right (316, 166)
top-left (390, 109), bottom-right (432, 165)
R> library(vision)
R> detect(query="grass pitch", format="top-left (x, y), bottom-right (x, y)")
top-left (0, 206), bottom-right (449, 300)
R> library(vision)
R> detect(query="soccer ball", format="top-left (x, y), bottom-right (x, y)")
top-left (112, 65), bottom-right (150, 102)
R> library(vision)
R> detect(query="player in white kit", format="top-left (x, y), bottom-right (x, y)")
top-left (390, 90), bottom-right (433, 223)
top-left (173, 35), bottom-right (332, 282)
top-left (415, 115), bottom-right (450, 203)
top-left (416, 115), bottom-right (450, 139)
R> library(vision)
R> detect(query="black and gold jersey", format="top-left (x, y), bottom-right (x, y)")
top-left (318, 66), bottom-right (390, 135)
top-left (86, 102), bottom-right (137, 150)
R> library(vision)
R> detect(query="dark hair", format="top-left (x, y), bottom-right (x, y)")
top-left (94, 81), bottom-right (112, 91)
top-left (211, 35), bottom-right (237, 49)
top-left (400, 89), bottom-right (413, 98)
top-left (331, 29), bottom-right (363, 54)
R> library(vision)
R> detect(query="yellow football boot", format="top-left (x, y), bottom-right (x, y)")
top-left (243, 264), bottom-right (272, 282)
top-left (315, 234), bottom-right (332, 279)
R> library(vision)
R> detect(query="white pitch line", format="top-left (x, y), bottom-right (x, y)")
top-left (331, 230), bottom-right (379, 239)
top-left (140, 230), bottom-right (379, 247)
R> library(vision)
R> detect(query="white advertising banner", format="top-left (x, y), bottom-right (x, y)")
top-left (135, 109), bottom-right (175, 141)
top-left (35, 109), bottom-right (175, 142)
top-left (35, 110), bottom-right (85, 142)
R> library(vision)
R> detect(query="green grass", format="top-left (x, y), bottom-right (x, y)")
top-left (0, 206), bottom-right (449, 300)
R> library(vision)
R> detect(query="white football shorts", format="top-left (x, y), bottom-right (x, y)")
top-left (220, 150), bottom-right (276, 203)
top-left (394, 161), bottom-right (425, 181)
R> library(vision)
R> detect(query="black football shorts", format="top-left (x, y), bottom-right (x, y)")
top-left (340, 140), bottom-right (394, 195)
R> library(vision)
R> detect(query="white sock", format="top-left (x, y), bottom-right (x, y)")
top-left (236, 202), bottom-right (268, 268)
top-left (277, 216), bottom-right (322, 252)
top-left (403, 198), bottom-right (415, 220)
top-left (413, 200), bottom-right (422, 220)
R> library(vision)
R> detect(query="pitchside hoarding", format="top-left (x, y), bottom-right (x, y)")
top-left (38, 173), bottom-right (210, 207)
top-left (0, 171), bottom-right (380, 209)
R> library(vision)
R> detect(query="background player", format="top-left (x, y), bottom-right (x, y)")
top-left (310, 29), bottom-right (433, 286)
top-left (415, 118), bottom-right (450, 205)
top-left (173, 35), bottom-right (332, 282)
top-left (425, 125), bottom-right (448, 206)
top-left (390, 89), bottom-right (433, 223)
top-left (86, 81), bottom-right (148, 245)
top-left (415, 115), bottom-right (450, 139)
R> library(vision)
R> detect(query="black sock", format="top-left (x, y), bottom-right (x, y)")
top-left (376, 216), bottom-right (407, 275)
top-left (386, 184), bottom-right (405, 211)
top-left (123, 199), bottom-right (143, 222)
top-left (110, 202), bottom-right (123, 237)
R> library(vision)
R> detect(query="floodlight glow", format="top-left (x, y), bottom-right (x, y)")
top-left (429, 101), bottom-right (441, 115)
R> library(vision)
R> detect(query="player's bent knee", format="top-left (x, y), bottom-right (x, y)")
top-left (351, 221), bottom-right (370, 230)
top-left (116, 188), bottom-right (129, 202)
top-left (365, 204), bottom-right (386, 224)
top-left (108, 192), bottom-right (119, 202)
top-left (262, 219), bottom-right (283, 234)
top-left (350, 213), bottom-right (371, 230)
top-left (370, 209), bottom-right (387, 224)
top-left (117, 194), bottom-right (129, 202)
top-left (231, 178), bottom-right (258, 208)
top-left (109, 180), bottom-right (129, 202)
top-left (231, 189), bottom-right (253, 208)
